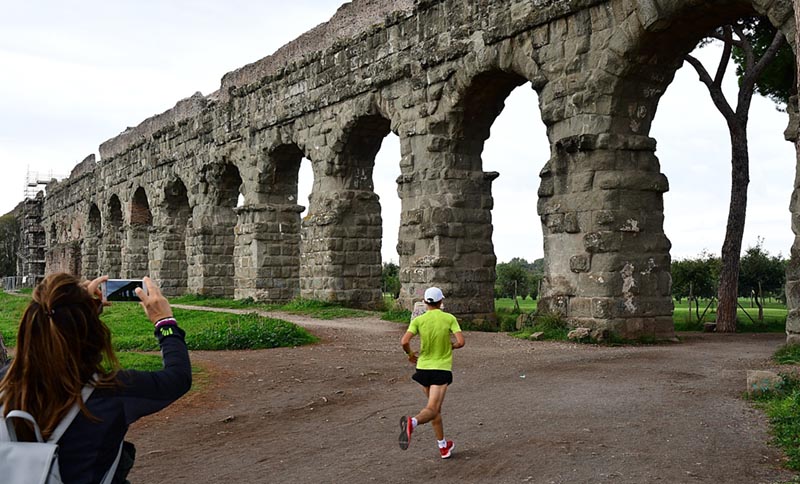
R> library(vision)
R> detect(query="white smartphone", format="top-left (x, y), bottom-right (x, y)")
top-left (101, 279), bottom-right (146, 302)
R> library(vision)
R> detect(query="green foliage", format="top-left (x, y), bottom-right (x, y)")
top-left (738, 238), bottom-right (786, 300)
top-left (381, 307), bottom-right (412, 323)
top-left (754, 374), bottom-right (800, 470)
top-left (512, 311), bottom-right (570, 341)
top-left (496, 258), bottom-right (544, 301)
top-left (730, 16), bottom-right (796, 108)
top-left (381, 262), bottom-right (401, 298)
top-left (774, 344), bottom-right (800, 365)
top-left (671, 251), bottom-right (720, 301)
top-left (0, 214), bottom-right (19, 277)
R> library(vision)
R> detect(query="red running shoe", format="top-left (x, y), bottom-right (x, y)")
top-left (439, 440), bottom-right (454, 459)
top-left (399, 416), bottom-right (413, 450)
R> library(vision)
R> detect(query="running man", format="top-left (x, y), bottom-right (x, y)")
top-left (399, 287), bottom-right (465, 459)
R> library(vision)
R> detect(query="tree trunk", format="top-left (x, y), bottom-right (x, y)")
top-left (757, 281), bottom-right (764, 322)
top-left (716, 123), bottom-right (750, 332)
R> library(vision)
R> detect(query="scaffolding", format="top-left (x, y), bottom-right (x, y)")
top-left (16, 168), bottom-right (65, 288)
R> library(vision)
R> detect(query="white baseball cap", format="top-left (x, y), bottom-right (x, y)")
top-left (424, 287), bottom-right (444, 303)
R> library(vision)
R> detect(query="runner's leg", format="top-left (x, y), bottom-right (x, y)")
top-left (414, 384), bottom-right (448, 441)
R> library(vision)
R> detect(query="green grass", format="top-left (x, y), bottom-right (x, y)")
top-left (512, 311), bottom-right (570, 341)
top-left (115, 352), bottom-right (165, 372)
top-left (171, 294), bottom-right (372, 320)
top-left (0, 293), bottom-right (317, 354)
top-left (752, 373), bottom-right (800, 471)
top-left (673, 297), bottom-right (787, 332)
top-left (774, 344), bottom-right (800, 365)
top-left (381, 307), bottom-right (412, 323)
top-left (0, 292), bottom-right (31, 347)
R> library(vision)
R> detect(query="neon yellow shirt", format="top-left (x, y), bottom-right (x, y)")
top-left (407, 309), bottom-right (462, 371)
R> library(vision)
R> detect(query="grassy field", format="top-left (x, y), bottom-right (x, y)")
top-left (0, 292), bottom-right (317, 372)
top-left (673, 298), bottom-right (787, 332)
top-left (172, 294), bottom-right (374, 320)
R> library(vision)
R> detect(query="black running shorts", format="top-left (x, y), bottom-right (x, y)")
top-left (412, 369), bottom-right (453, 387)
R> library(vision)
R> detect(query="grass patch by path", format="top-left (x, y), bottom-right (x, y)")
top-left (774, 345), bottom-right (800, 366)
top-left (0, 293), bottom-right (317, 354)
top-left (752, 369), bottom-right (800, 472)
top-left (511, 312), bottom-right (570, 342)
top-left (171, 295), bottom-right (372, 320)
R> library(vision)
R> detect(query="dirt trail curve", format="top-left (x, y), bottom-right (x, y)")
top-left (128, 306), bottom-right (798, 484)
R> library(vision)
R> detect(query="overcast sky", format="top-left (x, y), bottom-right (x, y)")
top-left (1, 1), bottom-right (795, 265)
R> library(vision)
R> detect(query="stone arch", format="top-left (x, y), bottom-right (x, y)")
top-left (156, 177), bottom-right (191, 296)
top-left (398, 67), bottom-right (546, 323)
top-left (124, 187), bottom-right (153, 278)
top-left (188, 162), bottom-right (242, 297)
top-left (81, 203), bottom-right (102, 278)
top-left (301, 113), bottom-right (392, 308)
top-left (235, 143), bottom-right (306, 301)
top-left (101, 194), bottom-right (124, 278)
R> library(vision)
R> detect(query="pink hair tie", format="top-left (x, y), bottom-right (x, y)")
top-left (155, 318), bottom-right (177, 329)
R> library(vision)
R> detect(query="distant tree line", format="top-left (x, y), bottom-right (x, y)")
top-left (672, 240), bottom-right (786, 320)
top-left (0, 213), bottom-right (19, 277)
top-left (494, 258), bottom-right (544, 301)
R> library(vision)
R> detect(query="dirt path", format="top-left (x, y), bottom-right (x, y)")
top-left (127, 308), bottom-right (798, 483)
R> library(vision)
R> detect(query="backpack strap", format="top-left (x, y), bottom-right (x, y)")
top-left (4, 410), bottom-right (45, 442)
top-left (47, 383), bottom-right (95, 444)
top-left (99, 442), bottom-right (125, 484)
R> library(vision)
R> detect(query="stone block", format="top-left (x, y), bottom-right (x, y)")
top-left (569, 254), bottom-right (591, 273)
top-left (576, 272), bottom-right (622, 297)
top-left (583, 231), bottom-right (622, 253)
top-left (746, 370), bottom-right (784, 397)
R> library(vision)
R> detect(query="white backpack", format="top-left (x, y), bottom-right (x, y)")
top-left (0, 384), bottom-right (122, 484)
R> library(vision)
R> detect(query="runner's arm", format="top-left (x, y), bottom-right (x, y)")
top-left (401, 331), bottom-right (417, 363)
top-left (452, 331), bottom-right (465, 349)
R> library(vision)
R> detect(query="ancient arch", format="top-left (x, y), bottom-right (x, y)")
top-left (153, 178), bottom-right (192, 296)
top-left (300, 113), bottom-right (391, 308)
top-left (235, 143), bottom-right (306, 301)
top-left (101, 195), bottom-right (124, 278)
top-left (82, 203), bottom-right (102, 278)
top-left (32, 0), bottom-right (798, 341)
top-left (123, 187), bottom-right (153, 278)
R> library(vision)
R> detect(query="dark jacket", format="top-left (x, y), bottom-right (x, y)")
top-left (1, 323), bottom-right (191, 484)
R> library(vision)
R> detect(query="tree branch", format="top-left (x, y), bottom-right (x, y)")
top-left (731, 23), bottom-right (755, 70)
top-left (738, 30), bottom-right (786, 118)
top-left (685, 54), bottom-right (736, 120)
top-left (714, 26), bottom-right (733, 88)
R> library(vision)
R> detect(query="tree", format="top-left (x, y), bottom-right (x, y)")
top-left (738, 239), bottom-right (786, 320)
top-left (495, 260), bottom-right (531, 309)
top-left (0, 213), bottom-right (19, 277)
top-left (686, 17), bottom-right (787, 332)
top-left (731, 17), bottom-right (796, 108)
top-left (381, 262), bottom-right (400, 298)
top-left (671, 252), bottom-right (720, 319)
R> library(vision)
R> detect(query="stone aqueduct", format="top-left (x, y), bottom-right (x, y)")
top-left (34, 0), bottom-right (800, 342)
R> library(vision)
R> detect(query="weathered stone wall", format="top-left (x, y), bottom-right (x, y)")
top-left (37, 0), bottom-right (798, 340)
